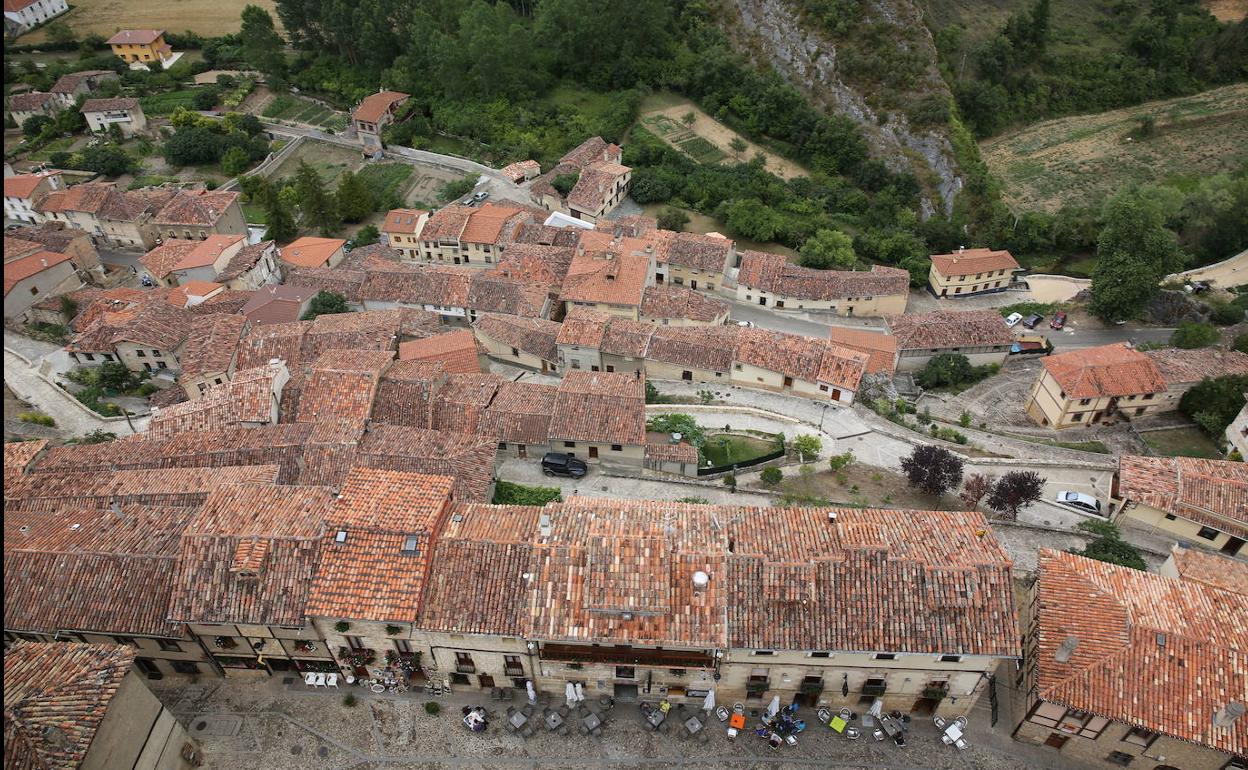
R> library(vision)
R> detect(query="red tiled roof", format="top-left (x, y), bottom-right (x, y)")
top-left (829, 327), bottom-right (898, 376)
top-left (733, 327), bottom-right (827, 381)
top-left (3, 171), bottom-right (59, 200)
top-left (235, 319), bottom-right (311, 369)
top-left (886, 309), bottom-right (1015, 352)
top-left (153, 189), bottom-right (239, 227)
top-left (3, 439), bottom-right (47, 486)
top-left (80, 97), bottom-right (140, 113)
top-left (645, 439), bottom-right (699, 464)
top-left (381, 208), bottom-right (427, 235)
top-left (139, 239), bottom-right (199, 279)
top-left (106, 29), bottom-right (164, 45)
top-left (4, 642), bottom-right (137, 770)
top-left (478, 381), bottom-right (557, 445)
top-left (562, 249), bottom-right (650, 307)
top-left (306, 467), bottom-right (454, 622)
top-left (178, 313), bottom-right (247, 378)
top-left (3, 249), bottom-right (72, 297)
top-left (473, 314), bottom-right (560, 363)
top-left (654, 231), bottom-right (733, 272)
top-left (217, 240), bottom-right (275, 283)
top-left (1032, 549), bottom-right (1248, 755)
top-left (930, 247), bottom-right (1019, 277)
top-left (640, 284), bottom-right (729, 323)
top-left (645, 324), bottom-right (735, 372)
top-left (241, 285), bottom-right (317, 325)
top-left (420, 205), bottom-right (472, 241)
top-left (294, 349), bottom-right (393, 423)
top-left (1117, 455), bottom-right (1248, 539)
top-left (280, 237), bottom-right (346, 268)
top-left (467, 273), bottom-right (550, 318)
top-left (352, 90), bottom-right (409, 124)
top-left (548, 371), bottom-right (646, 445)
top-left (460, 204), bottom-right (526, 245)
top-left (4, 465), bottom-right (279, 512)
top-left (399, 330), bottom-right (481, 373)
top-left (1143, 347), bottom-right (1248, 386)
top-left (556, 308), bottom-right (609, 348)
top-left (737, 250), bottom-right (910, 301)
top-left (1041, 343), bottom-right (1167, 399)
top-left (8, 91), bottom-right (55, 112)
top-left (149, 361), bottom-right (287, 437)
top-left (49, 70), bottom-right (116, 95)
top-left (1167, 545), bottom-right (1248, 595)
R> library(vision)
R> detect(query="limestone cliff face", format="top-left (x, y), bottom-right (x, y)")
top-left (721, 0), bottom-right (962, 217)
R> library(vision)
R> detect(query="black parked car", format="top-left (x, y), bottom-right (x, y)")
top-left (542, 452), bottom-right (588, 478)
top-left (1022, 313), bottom-right (1045, 329)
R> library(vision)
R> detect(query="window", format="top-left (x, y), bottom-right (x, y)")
top-left (1106, 751), bottom-right (1134, 766)
top-left (29, 286), bottom-right (38, 296)
top-left (615, 666), bottom-right (635, 679)
top-left (611, 444), bottom-right (622, 452)
top-left (455, 652), bottom-right (475, 672)
top-left (346, 635), bottom-right (365, 650)
top-left (1163, 513), bottom-right (1178, 521)
top-left (157, 361), bottom-right (167, 369)
top-left (1122, 726), bottom-right (1156, 747)
top-left (401, 535), bottom-right (420, 554)
top-left (84, 353), bottom-right (95, 361)
top-left (394, 639), bottom-right (413, 653)
top-left (511, 347), bottom-right (519, 356)
top-left (157, 639), bottom-right (181, 652)
top-left (1079, 398), bottom-right (1091, 406)
top-left (873, 653), bottom-right (896, 660)
top-left (170, 660), bottom-right (200, 674)
top-left (564, 441), bottom-right (575, 448)
top-left (1197, 526), bottom-right (1220, 540)
top-left (113, 635), bottom-right (138, 647)
top-left (136, 350), bottom-right (146, 357)
top-left (1072, 413), bottom-right (1083, 422)
top-left (498, 442), bottom-right (508, 450)
top-left (753, 650), bottom-right (774, 656)
top-left (809, 651), bottom-right (830, 658)
top-left (504, 655), bottom-right (524, 675)
top-left (939, 655), bottom-right (962, 663)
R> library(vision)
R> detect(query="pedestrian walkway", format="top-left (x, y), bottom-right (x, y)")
top-left (3, 347), bottom-right (146, 437)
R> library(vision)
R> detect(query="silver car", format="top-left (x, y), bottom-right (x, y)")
top-left (1055, 491), bottom-right (1101, 514)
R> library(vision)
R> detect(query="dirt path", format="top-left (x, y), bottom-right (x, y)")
top-left (639, 96), bottom-right (809, 180)
top-left (1174, 247), bottom-right (1248, 288)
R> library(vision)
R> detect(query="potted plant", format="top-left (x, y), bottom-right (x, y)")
top-left (334, 621), bottom-right (350, 633)
top-left (213, 636), bottom-right (237, 650)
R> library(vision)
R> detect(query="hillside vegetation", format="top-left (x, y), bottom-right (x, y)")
top-left (983, 83), bottom-right (1248, 212)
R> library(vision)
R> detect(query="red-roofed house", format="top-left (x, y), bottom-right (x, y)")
top-left (153, 189), bottom-right (245, 241)
top-left (417, 203), bottom-right (532, 267)
top-left (4, 248), bottom-right (77, 318)
top-left (398, 329), bottom-right (483, 373)
top-left (381, 208), bottom-right (429, 261)
top-left (529, 137), bottom-right (631, 223)
top-left (351, 90), bottom-right (409, 152)
top-left (928, 247), bottom-right (1020, 298)
top-left (106, 29), bottom-right (174, 65)
top-left (1025, 343), bottom-right (1168, 429)
top-left (1112, 455), bottom-right (1246, 556)
top-left (81, 96), bottom-right (147, 137)
top-left (4, 0), bottom-right (68, 35)
top-left (4, 169), bottom-right (63, 223)
top-left (280, 236), bottom-right (347, 269)
top-left (141, 233), bottom-right (245, 287)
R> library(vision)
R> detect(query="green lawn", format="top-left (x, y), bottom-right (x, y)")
top-left (241, 202), bottom-right (268, 225)
top-left (27, 136), bottom-right (76, 161)
top-left (357, 163), bottom-right (413, 204)
top-left (702, 433), bottom-right (780, 467)
top-left (1142, 427), bottom-right (1224, 459)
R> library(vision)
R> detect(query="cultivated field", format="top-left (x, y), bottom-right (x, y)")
top-left (981, 84), bottom-right (1248, 213)
top-left (263, 94), bottom-right (348, 132)
top-left (638, 93), bottom-right (809, 179)
top-left (17, 0), bottom-right (278, 42)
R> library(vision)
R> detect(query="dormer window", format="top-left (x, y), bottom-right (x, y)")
top-left (335, 530), bottom-right (348, 543)
top-left (402, 535), bottom-right (420, 554)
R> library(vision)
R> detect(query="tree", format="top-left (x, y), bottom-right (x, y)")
top-left (760, 466), bottom-right (783, 487)
top-left (915, 353), bottom-right (975, 390)
top-left (986, 470), bottom-right (1045, 520)
top-left (1179, 374), bottom-right (1248, 437)
top-left (1169, 322), bottom-right (1220, 349)
top-left (656, 207), bottom-right (689, 232)
top-left (221, 145), bottom-right (252, 176)
top-left (901, 444), bottom-right (964, 497)
top-left (22, 115), bottom-right (53, 139)
top-left (792, 434), bottom-right (822, 462)
top-left (720, 198), bottom-right (778, 242)
top-left (1089, 192), bottom-right (1187, 322)
top-left (78, 145), bottom-right (135, 177)
top-left (728, 136), bottom-right (747, 160)
top-left (959, 473), bottom-right (995, 510)
top-left (1234, 334), bottom-right (1248, 354)
top-left (1072, 520), bottom-right (1146, 571)
top-left (46, 20), bottom-right (75, 44)
top-left (192, 87), bottom-right (220, 111)
top-left (646, 413), bottom-right (706, 449)
top-left (354, 224), bottom-right (380, 245)
top-left (163, 126), bottom-right (222, 166)
top-left (107, 122), bottom-right (124, 144)
top-left (551, 172), bottom-right (580, 197)
top-left (96, 362), bottom-right (140, 392)
top-left (240, 4), bottom-right (289, 84)
top-left (294, 161), bottom-right (340, 236)
top-left (681, 111), bottom-right (696, 127)
top-left (262, 184), bottom-right (296, 242)
top-left (335, 171), bottom-right (376, 223)
top-left (798, 229), bottom-right (856, 270)
top-left (301, 290), bottom-right (350, 320)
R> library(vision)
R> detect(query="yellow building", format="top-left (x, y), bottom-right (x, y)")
top-left (1112, 454), bottom-right (1246, 557)
top-left (928, 247), bottom-right (1019, 298)
top-left (381, 208), bottom-right (429, 261)
top-left (1024, 343), bottom-right (1167, 429)
top-left (106, 29), bottom-right (173, 64)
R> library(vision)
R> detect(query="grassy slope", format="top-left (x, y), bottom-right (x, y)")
top-left (980, 84), bottom-right (1248, 212)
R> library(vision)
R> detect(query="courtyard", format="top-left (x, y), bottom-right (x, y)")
top-left (155, 677), bottom-right (1052, 770)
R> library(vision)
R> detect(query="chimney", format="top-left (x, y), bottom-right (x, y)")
top-left (692, 570), bottom-right (709, 592)
top-left (539, 513), bottom-right (553, 538)
top-left (1213, 702), bottom-right (1245, 729)
top-left (1054, 636), bottom-right (1079, 663)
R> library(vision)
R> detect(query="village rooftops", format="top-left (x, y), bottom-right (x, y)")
top-left (80, 97), bottom-right (140, 113)
top-left (280, 236), bottom-right (346, 268)
top-left (886, 309), bottom-right (1016, 352)
top-left (177, 313), bottom-right (247, 378)
top-left (50, 69), bottom-right (116, 94)
top-left (562, 248), bottom-right (651, 308)
top-left (460, 204), bottom-right (528, 245)
top-left (640, 284), bottom-right (729, 322)
top-left (4, 465), bottom-right (280, 512)
top-left (294, 349), bottom-right (394, 423)
top-left (1143, 346), bottom-right (1248, 385)
top-left (352, 90), bottom-right (409, 124)
top-left (3, 438), bottom-right (47, 485)
top-left (478, 381), bottom-right (558, 445)
top-left (645, 324), bottom-right (735, 372)
top-left (306, 467), bottom-right (455, 622)
top-left (420, 205), bottom-right (473, 241)
top-left (1166, 545), bottom-right (1248, 595)
top-left (241, 284), bottom-right (318, 325)
top-left (399, 330), bottom-right (481, 373)
top-left (654, 230), bottom-right (734, 271)
top-left (8, 91), bottom-right (55, 112)
top-left (169, 483), bottom-right (336, 626)
top-left (3, 170), bottom-right (60, 199)
top-left (929, 247), bottom-right (1019, 277)
top-left (556, 307), bottom-right (610, 348)
top-left (148, 361), bottom-right (288, 438)
top-left (4, 249), bottom-right (72, 297)
top-left (381, 208), bottom-right (427, 235)
top-left (1040, 342), bottom-right (1168, 399)
top-left (109, 300), bottom-right (193, 351)
top-left (566, 161), bottom-right (630, 212)
top-left (738, 250), bottom-right (910, 300)
top-left (548, 370), bottom-right (646, 445)
top-left (216, 240), bottom-right (275, 283)
top-left (829, 327), bottom-right (898, 376)
top-left (1116, 454), bottom-right (1248, 539)
top-left (474, 313), bottom-right (560, 362)
top-left (1030, 549), bottom-right (1248, 756)
top-left (106, 29), bottom-right (164, 45)
top-left (154, 189), bottom-right (239, 227)
top-left (4, 642), bottom-right (138, 770)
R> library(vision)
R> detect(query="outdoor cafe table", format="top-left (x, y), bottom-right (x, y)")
top-left (945, 723), bottom-right (964, 742)
top-left (583, 712), bottom-right (602, 732)
top-left (684, 716), bottom-right (703, 735)
top-left (646, 709), bottom-right (666, 729)
top-left (879, 715), bottom-right (902, 738)
top-left (545, 711), bottom-right (564, 731)
top-left (509, 711), bottom-right (528, 730)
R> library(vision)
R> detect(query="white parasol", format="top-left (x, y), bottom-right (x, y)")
top-left (702, 689), bottom-right (716, 713)
top-left (575, 682), bottom-right (586, 703)
top-left (565, 681), bottom-right (578, 705)
top-left (526, 680), bottom-right (537, 705)
top-left (765, 695), bottom-right (781, 719)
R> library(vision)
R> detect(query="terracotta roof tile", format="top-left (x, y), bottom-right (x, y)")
top-left (431, 373), bottom-right (503, 434)
top-left (280, 237), bottom-right (346, 268)
top-left (3, 171), bottom-right (59, 200)
top-left (241, 285), bottom-right (317, 325)
top-left (81, 97), bottom-right (140, 113)
top-left (149, 361), bottom-right (287, 437)
top-left (1042, 343), bottom-right (1168, 399)
top-left (306, 467), bottom-right (455, 621)
top-left (486, 243), bottom-right (575, 285)
top-left (548, 371), bottom-right (646, 445)
top-left (738, 251), bottom-right (909, 301)
top-left (734, 327), bottom-right (828, 382)
top-left (4, 642), bottom-right (137, 770)
top-left (460, 204), bottom-right (528, 245)
top-left (654, 231), bottom-right (733, 272)
top-left (236, 319), bottom-right (311, 369)
top-left (640, 285), bottom-right (729, 323)
top-left (1117, 455), bottom-right (1247, 539)
top-left (645, 439), bottom-right (699, 464)
top-left (352, 90), bottom-right (408, 124)
top-left (556, 308), bottom-right (609, 347)
top-left (153, 189), bottom-right (239, 227)
top-left (3, 440), bottom-right (47, 486)
top-left (1143, 347), bottom-right (1248, 386)
top-left (646, 325), bottom-right (736, 372)
top-left (562, 248), bottom-right (650, 308)
top-left (473, 314), bottom-right (560, 363)
top-left (178, 313), bottom-right (247, 378)
top-left (49, 69), bottom-right (115, 95)
top-left (829, 327), bottom-right (897, 376)
top-left (420, 205), bottom-right (472, 241)
top-left (479, 381), bottom-right (558, 445)
top-left (355, 425), bottom-right (497, 503)
top-left (1167, 545), bottom-right (1248, 595)
top-left (294, 349), bottom-right (393, 423)
top-left (4, 465), bottom-right (279, 512)
top-left (372, 360), bottom-right (445, 428)
top-left (217, 240), bottom-right (275, 282)
top-left (1032, 549), bottom-right (1248, 755)
top-left (467, 273), bottom-right (551, 317)
top-left (106, 29), bottom-right (163, 44)
top-left (886, 309), bottom-right (1015, 352)
top-left (3, 249), bottom-right (72, 297)
top-left (8, 91), bottom-right (55, 112)
top-left (930, 248), bottom-right (1019, 277)
top-left (109, 301), bottom-right (193, 352)
top-left (399, 330), bottom-right (481, 373)
top-left (381, 208), bottom-right (427, 235)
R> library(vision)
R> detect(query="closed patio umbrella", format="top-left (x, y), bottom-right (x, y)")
top-left (765, 695), bottom-right (781, 720)
top-left (575, 682), bottom-right (586, 703)
top-left (702, 689), bottom-right (716, 713)
top-left (841, 675), bottom-right (849, 698)
top-left (526, 680), bottom-right (537, 705)
top-left (565, 682), bottom-right (577, 705)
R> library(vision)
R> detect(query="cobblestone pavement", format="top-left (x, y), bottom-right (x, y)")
top-left (156, 678), bottom-right (1056, 770)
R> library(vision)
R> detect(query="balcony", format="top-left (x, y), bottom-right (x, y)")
top-left (922, 685), bottom-right (950, 700)
top-left (540, 643), bottom-right (713, 669)
top-left (456, 663), bottom-right (477, 674)
top-left (799, 680), bottom-right (825, 695)
top-left (504, 666), bottom-right (525, 678)
top-left (338, 647), bottom-right (377, 668)
top-left (861, 684), bottom-right (888, 697)
top-left (746, 680), bottom-right (770, 694)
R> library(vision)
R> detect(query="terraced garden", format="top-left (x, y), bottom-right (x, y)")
top-left (262, 94), bottom-right (349, 132)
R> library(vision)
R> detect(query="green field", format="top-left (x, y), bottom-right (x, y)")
top-left (357, 163), bottom-right (413, 203)
top-left (139, 89), bottom-right (204, 116)
top-left (640, 114), bottom-right (727, 164)
top-left (982, 84), bottom-right (1248, 212)
top-left (702, 433), bottom-right (779, 467)
top-left (1142, 427), bottom-right (1225, 460)
top-left (263, 94), bottom-right (349, 132)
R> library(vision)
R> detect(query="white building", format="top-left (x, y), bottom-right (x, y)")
top-left (3, 0), bottom-right (68, 36)
top-left (81, 97), bottom-right (147, 137)
top-left (3, 170), bottom-right (62, 224)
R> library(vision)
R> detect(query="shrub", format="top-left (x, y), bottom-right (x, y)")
top-left (1206, 299), bottom-right (1245, 326)
top-left (828, 451), bottom-right (854, 471)
top-left (959, 411), bottom-right (972, 428)
top-left (437, 174), bottom-right (479, 203)
top-left (677, 496), bottom-right (710, 504)
top-left (334, 621), bottom-right (350, 633)
top-left (792, 434), bottom-right (823, 461)
top-left (1072, 520), bottom-right (1146, 571)
top-left (343, 693), bottom-right (358, 707)
top-left (77, 430), bottom-right (116, 444)
top-left (385, 625), bottom-right (403, 635)
top-left (1235, 335), bottom-right (1248, 354)
top-left (646, 413), bottom-right (706, 449)
top-left (18, 412), bottom-right (55, 426)
top-left (1169, 322), bottom-right (1221, 349)
top-left (492, 480), bottom-right (562, 506)
top-left (722, 473), bottom-right (737, 488)
top-left (424, 702), bottom-right (440, 716)
top-left (760, 466), bottom-right (783, 487)
top-left (657, 207), bottom-right (689, 231)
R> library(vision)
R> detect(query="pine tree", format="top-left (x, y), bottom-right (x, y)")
top-left (262, 184), bottom-right (296, 243)
top-left (294, 161), bottom-right (340, 236)
top-left (336, 171), bottom-right (376, 223)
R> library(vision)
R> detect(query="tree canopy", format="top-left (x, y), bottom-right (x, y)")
top-left (798, 229), bottom-right (856, 270)
top-left (301, 290), bottom-right (350, 320)
top-left (900, 444), bottom-right (964, 496)
top-left (1089, 190), bottom-right (1187, 322)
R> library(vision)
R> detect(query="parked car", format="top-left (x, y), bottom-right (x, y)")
top-left (462, 197), bottom-right (475, 206)
top-left (734, 319), bottom-right (755, 328)
top-left (1055, 491), bottom-right (1102, 514)
top-left (542, 452), bottom-right (588, 478)
top-left (1049, 311), bottom-right (1067, 330)
top-left (1022, 313), bottom-right (1044, 329)
top-left (472, 190), bottom-right (490, 202)
top-left (1004, 313), bottom-right (1023, 328)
